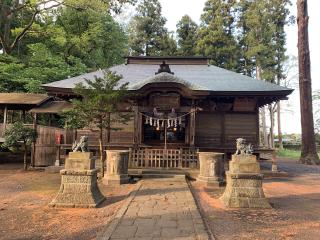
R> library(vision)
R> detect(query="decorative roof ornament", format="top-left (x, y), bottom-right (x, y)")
top-left (155, 61), bottom-right (174, 75)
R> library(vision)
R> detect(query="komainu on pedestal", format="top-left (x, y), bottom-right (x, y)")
top-left (220, 138), bottom-right (271, 208)
top-left (50, 137), bottom-right (105, 208)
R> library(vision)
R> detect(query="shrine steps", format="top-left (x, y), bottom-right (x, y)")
top-left (128, 168), bottom-right (195, 179)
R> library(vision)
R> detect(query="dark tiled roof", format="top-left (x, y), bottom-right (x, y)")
top-left (43, 64), bottom-right (292, 93)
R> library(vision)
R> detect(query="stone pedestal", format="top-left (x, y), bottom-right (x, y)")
top-left (197, 152), bottom-right (224, 187)
top-left (104, 150), bottom-right (130, 185)
top-left (220, 154), bottom-right (271, 208)
top-left (49, 152), bottom-right (105, 208)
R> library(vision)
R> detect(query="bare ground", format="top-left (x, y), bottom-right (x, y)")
top-left (191, 159), bottom-right (320, 240)
top-left (0, 164), bottom-right (135, 240)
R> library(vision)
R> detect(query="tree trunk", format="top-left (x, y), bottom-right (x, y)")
top-left (297, 0), bottom-right (320, 164)
top-left (256, 64), bottom-right (268, 147)
top-left (277, 101), bottom-right (284, 150)
top-left (99, 127), bottom-right (104, 177)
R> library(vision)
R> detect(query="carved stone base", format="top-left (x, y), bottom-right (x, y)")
top-left (220, 172), bottom-right (271, 208)
top-left (197, 152), bottom-right (224, 187)
top-left (104, 150), bottom-right (130, 185)
top-left (220, 154), bottom-right (271, 208)
top-left (50, 152), bottom-right (105, 208)
top-left (49, 169), bottom-right (105, 208)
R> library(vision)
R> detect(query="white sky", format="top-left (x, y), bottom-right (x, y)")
top-left (119, 0), bottom-right (320, 134)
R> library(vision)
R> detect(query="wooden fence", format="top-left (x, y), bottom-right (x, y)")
top-left (129, 147), bottom-right (199, 169)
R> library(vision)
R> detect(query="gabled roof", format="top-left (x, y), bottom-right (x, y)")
top-left (43, 63), bottom-right (293, 96)
top-left (29, 101), bottom-right (72, 113)
top-left (0, 93), bottom-right (50, 105)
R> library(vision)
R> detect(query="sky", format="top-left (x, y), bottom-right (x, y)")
top-left (117, 0), bottom-right (319, 134)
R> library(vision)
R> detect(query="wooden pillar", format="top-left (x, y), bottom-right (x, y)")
top-left (256, 109), bottom-right (260, 146)
top-left (221, 112), bottom-right (226, 147)
top-left (31, 113), bottom-right (37, 167)
top-left (189, 104), bottom-right (196, 147)
top-left (3, 106), bottom-right (8, 134)
top-left (133, 105), bottom-right (141, 145)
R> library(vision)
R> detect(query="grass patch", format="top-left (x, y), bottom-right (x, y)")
top-left (277, 149), bottom-right (301, 159)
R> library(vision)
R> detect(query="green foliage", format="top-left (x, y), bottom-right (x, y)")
top-left (65, 70), bottom-right (130, 131)
top-left (128, 0), bottom-right (177, 56)
top-left (197, 0), bottom-right (240, 71)
top-left (56, 9), bottom-right (127, 69)
top-left (60, 108), bottom-right (87, 130)
top-left (2, 122), bottom-right (37, 149)
top-left (277, 149), bottom-right (301, 160)
top-left (237, 0), bottom-right (292, 81)
top-left (0, 4), bottom-right (128, 93)
top-left (176, 15), bottom-right (198, 56)
top-left (0, 44), bottom-right (88, 93)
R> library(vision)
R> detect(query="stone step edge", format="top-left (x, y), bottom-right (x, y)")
top-left (187, 179), bottom-right (216, 240)
top-left (140, 174), bottom-right (186, 179)
top-left (96, 181), bottom-right (143, 240)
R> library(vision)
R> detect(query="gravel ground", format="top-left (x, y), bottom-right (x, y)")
top-left (192, 158), bottom-right (320, 240)
top-left (0, 164), bottom-right (136, 240)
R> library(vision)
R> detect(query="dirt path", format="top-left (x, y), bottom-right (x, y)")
top-left (191, 159), bottom-right (320, 240)
top-left (0, 164), bottom-right (135, 240)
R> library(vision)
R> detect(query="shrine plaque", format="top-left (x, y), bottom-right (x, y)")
top-left (150, 93), bottom-right (180, 109)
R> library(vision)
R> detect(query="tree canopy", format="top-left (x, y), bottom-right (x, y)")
top-left (128, 0), bottom-right (177, 56)
top-left (0, 2), bottom-right (128, 93)
top-left (176, 15), bottom-right (198, 56)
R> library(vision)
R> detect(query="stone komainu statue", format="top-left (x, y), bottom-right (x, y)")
top-left (235, 138), bottom-right (253, 155)
top-left (72, 136), bottom-right (89, 152)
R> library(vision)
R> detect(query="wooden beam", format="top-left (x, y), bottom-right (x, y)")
top-left (221, 112), bottom-right (225, 147)
top-left (133, 105), bottom-right (140, 145)
top-left (3, 106), bottom-right (8, 133)
top-left (31, 113), bottom-right (37, 167)
top-left (189, 104), bottom-right (196, 147)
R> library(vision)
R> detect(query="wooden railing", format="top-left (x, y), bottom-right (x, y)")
top-left (129, 147), bottom-right (199, 169)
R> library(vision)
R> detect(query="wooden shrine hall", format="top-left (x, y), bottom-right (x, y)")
top-left (41, 56), bottom-right (293, 169)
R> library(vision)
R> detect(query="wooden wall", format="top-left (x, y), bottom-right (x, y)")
top-left (195, 112), bottom-right (258, 148)
top-left (195, 113), bottom-right (222, 147)
top-left (34, 125), bottom-right (65, 166)
top-left (224, 113), bottom-right (258, 146)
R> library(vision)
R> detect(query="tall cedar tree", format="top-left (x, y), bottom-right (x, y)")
top-left (68, 71), bottom-right (130, 176)
top-left (237, 0), bottom-right (290, 147)
top-left (297, 0), bottom-right (320, 164)
top-left (197, 0), bottom-right (240, 71)
top-left (128, 0), bottom-right (177, 56)
top-left (176, 15), bottom-right (198, 56)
